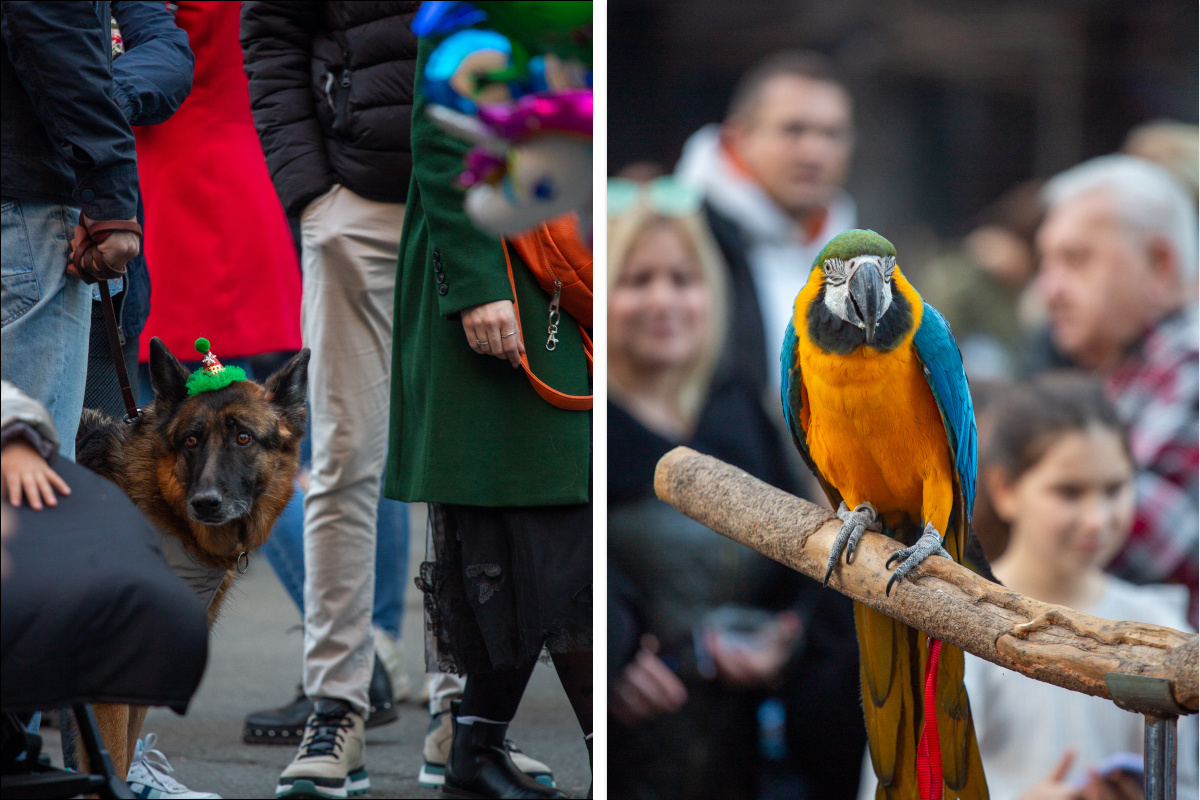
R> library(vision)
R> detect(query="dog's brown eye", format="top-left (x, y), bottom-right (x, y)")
top-left (184, 435), bottom-right (198, 448)
top-left (236, 432), bottom-right (252, 446)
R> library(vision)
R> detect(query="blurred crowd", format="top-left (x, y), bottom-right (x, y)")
top-left (607, 49), bottom-right (1197, 800)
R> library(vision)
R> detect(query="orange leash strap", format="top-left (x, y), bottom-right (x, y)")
top-left (502, 238), bottom-right (592, 411)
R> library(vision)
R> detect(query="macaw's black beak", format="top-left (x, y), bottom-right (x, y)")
top-left (848, 262), bottom-right (885, 344)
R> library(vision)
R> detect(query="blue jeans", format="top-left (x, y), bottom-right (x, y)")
top-left (136, 358), bottom-right (408, 635)
top-left (1, 200), bottom-right (91, 459)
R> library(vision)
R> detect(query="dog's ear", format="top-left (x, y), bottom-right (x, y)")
top-left (264, 348), bottom-right (310, 431)
top-left (148, 337), bottom-right (189, 407)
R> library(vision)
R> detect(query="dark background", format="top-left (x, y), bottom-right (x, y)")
top-left (609, 0), bottom-right (1198, 267)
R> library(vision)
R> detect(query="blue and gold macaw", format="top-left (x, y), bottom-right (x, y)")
top-left (781, 229), bottom-right (988, 799)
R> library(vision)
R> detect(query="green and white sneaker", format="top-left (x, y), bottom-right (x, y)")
top-left (126, 733), bottom-right (221, 799)
top-left (417, 709), bottom-right (555, 788)
top-left (275, 699), bottom-right (369, 799)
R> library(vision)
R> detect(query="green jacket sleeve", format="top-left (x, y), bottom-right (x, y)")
top-left (411, 35), bottom-right (513, 319)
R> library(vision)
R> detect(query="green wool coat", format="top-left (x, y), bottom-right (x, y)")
top-left (384, 36), bottom-right (591, 507)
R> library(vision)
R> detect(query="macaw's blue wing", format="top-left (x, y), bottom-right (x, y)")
top-left (911, 301), bottom-right (977, 520)
top-left (781, 319), bottom-right (844, 509)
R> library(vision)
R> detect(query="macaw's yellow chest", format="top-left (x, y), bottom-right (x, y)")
top-left (797, 339), bottom-right (955, 530)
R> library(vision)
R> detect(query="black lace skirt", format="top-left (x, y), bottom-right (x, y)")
top-left (417, 502), bottom-right (592, 675)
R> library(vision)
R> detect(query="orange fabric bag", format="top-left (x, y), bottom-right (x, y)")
top-left (502, 213), bottom-right (593, 411)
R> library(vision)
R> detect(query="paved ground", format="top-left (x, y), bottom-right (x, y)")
top-left (42, 504), bottom-right (590, 798)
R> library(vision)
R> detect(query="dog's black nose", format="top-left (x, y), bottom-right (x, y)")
top-left (189, 492), bottom-right (223, 517)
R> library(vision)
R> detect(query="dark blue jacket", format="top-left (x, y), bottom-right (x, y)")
top-left (109, 0), bottom-right (194, 336)
top-left (1, 1), bottom-right (158, 220)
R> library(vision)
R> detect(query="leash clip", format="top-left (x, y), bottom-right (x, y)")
top-left (236, 551), bottom-right (249, 574)
top-left (546, 280), bottom-right (562, 351)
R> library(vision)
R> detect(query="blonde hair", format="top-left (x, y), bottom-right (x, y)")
top-left (607, 203), bottom-right (729, 432)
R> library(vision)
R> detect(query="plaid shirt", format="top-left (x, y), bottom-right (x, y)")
top-left (1104, 304), bottom-right (1199, 626)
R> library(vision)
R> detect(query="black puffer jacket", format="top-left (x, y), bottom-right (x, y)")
top-left (240, 1), bottom-right (418, 217)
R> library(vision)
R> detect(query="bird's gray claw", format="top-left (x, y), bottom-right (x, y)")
top-left (824, 501), bottom-right (876, 586)
top-left (884, 522), bottom-right (950, 595)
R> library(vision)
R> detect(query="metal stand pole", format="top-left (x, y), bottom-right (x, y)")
top-left (1106, 673), bottom-right (1186, 800)
top-left (1144, 714), bottom-right (1178, 800)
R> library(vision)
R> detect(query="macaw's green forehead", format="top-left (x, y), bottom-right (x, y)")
top-left (811, 229), bottom-right (897, 268)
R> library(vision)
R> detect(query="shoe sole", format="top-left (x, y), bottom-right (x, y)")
top-left (419, 763), bottom-right (555, 790)
top-left (418, 763), bottom-right (445, 788)
top-left (276, 768), bottom-right (369, 799)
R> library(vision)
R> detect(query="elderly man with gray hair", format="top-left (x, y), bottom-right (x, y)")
top-left (1036, 153), bottom-right (1198, 626)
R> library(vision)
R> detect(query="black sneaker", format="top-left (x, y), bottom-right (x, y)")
top-left (244, 655), bottom-right (397, 744)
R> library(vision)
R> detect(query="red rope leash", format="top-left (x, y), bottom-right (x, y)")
top-left (916, 637), bottom-right (944, 800)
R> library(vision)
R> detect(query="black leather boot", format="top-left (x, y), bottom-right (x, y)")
top-left (244, 654), bottom-right (397, 743)
top-left (442, 701), bottom-right (567, 799)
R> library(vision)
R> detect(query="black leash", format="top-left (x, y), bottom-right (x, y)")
top-left (72, 212), bottom-right (142, 424)
top-left (97, 280), bottom-right (140, 423)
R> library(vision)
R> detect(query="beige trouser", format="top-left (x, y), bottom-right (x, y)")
top-left (300, 184), bottom-right (404, 717)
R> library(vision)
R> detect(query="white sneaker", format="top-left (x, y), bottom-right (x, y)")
top-left (371, 625), bottom-right (412, 702)
top-left (126, 733), bottom-right (222, 799)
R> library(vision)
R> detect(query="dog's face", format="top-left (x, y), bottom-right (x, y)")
top-left (147, 338), bottom-right (309, 532)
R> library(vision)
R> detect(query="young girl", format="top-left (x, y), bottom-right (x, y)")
top-left (965, 373), bottom-right (1197, 800)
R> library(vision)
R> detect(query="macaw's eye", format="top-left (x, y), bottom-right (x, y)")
top-left (823, 258), bottom-right (847, 282)
top-left (236, 432), bottom-right (252, 446)
top-left (185, 435), bottom-right (199, 448)
top-left (533, 178), bottom-right (556, 200)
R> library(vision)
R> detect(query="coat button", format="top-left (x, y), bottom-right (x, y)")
top-left (438, 284), bottom-right (449, 296)
top-left (434, 263), bottom-right (444, 273)
top-left (432, 250), bottom-right (442, 264)
top-left (436, 272), bottom-right (446, 284)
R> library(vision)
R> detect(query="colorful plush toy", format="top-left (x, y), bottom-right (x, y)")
top-left (428, 89), bottom-right (592, 237)
top-left (424, 29), bottom-right (549, 114)
top-left (414, 0), bottom-right (592, 82)
top-left (417, 1), bottom-right (592, 238)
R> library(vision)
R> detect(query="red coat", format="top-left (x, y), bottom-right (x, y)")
top-left (135, 0), bottom-right (301, 362)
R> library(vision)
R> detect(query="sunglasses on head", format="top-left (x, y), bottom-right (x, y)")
top-left (607, 176), bottom-right (704, 218)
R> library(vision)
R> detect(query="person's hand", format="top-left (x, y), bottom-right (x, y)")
top-left (66, 213), bottom-right (140, 281)
top-left (1, 440), bottom-right (71, 510)
top-left (704, 610), bottom-right (802, 688)
top-left (1019, 749), bottom-right (1084, 800)
top-left (461, 299), bottom-right (525, 367)
top-left (1079, 768), bottom-right (1143, 800)
top-left (610, 635), bottom-right (688, 726)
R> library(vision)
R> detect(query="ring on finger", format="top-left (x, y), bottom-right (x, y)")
top-left (476, 339), bottom-right (490, 348)
top-left (501, 330), bottom-right (517, 338)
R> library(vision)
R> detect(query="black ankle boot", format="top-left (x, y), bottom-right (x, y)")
top-left (244, 655), bottom-right (397, 744)
top-left (442, 701), bottom-right (566, 799)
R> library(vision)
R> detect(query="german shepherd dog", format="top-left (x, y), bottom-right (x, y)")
top-left (74, 337), bottom-right (309, 777)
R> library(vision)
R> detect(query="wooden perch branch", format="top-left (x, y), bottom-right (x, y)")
top-left (654, 446), bottom-right (1198, 715)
